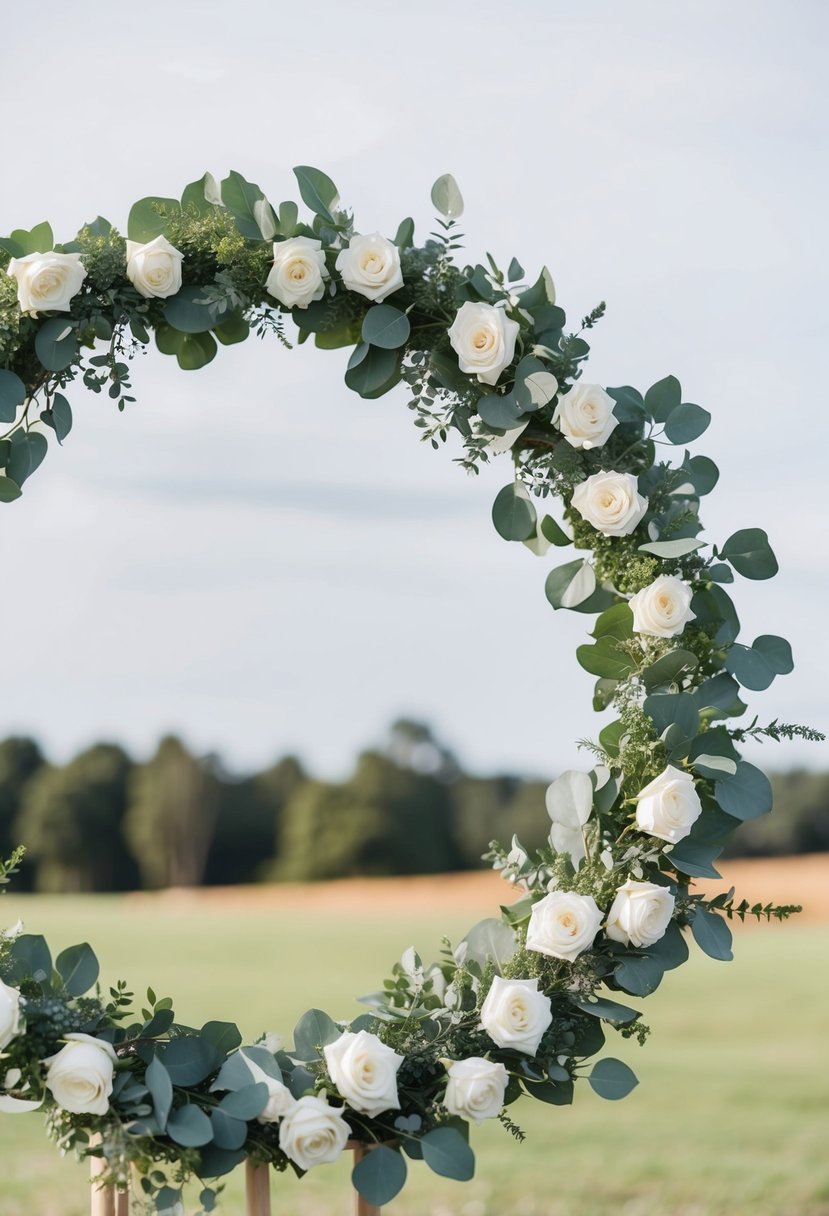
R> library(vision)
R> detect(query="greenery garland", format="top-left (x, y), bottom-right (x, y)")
top-left (0, 168), bottom-right (820, 1212)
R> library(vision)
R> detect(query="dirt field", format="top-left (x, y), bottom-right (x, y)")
top-left (135, 853), bottom-right (829, 922)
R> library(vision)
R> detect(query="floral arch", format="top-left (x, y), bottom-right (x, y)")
top-left (0, 167), bottom-right (813, 1212)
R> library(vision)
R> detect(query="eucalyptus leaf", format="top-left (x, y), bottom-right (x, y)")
top-left (663, 402), bottom-right (711, 444)
top-left (644, 375), bottom-right (681, 423)
top-left (294, 166), bottom-right (340, 222)
top-left (691, 909), bottom-right (733, 961)
top-left (588, 1058), bottom-right (639, 1100)
top-left (127, 196), bottom-right (180, 243)
top-left (642, 649), bottom-right (698, 692)
top-left (606, 385), bottom-right (646, 423)
top-left (638, 538), bottom-right (704, 559)
top-left (477, 392), bottom-right (526, 431)
top-left (492, 482), bottom-right (537, 542)
top-left (55, 942), bottom-right (99, 996)
top-left (166, 1105), bottom-right (213, 1148)
top-left (421, 1127), bottom-right (475, 1181)
top-left (146, 1057), bottom-right (173, 1130)
top-left (0, 369), bottom-right (26, 423)
top-left (576, 638), bottom-right (637, 681)
top-left (545, 559), bottom-right (596, 609)
top-left (352, 1145), bottom-right (408, 1206)
top-left (35, 318), bottom-right (78, 371)
top-left (7, 431), bottom-right (47, 487)
top-left (719, 528), bottom-right (778, 580)
top-left (430, 174), bottom-right (464, 219)
top-left (361, 305), bottom-right (410, 350)
top-left (292, 1008), bottom-right (341, 1061)
top-left (714, 762), bottom-right (772, 821)
top-left (539, 515), bottom-right (572, 546)
top-left (462, 919), bottom-right (517, 973)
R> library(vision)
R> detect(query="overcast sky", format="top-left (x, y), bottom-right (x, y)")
top-left (1, 0), bottom-right (826, 781)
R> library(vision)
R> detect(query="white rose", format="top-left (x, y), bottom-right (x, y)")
top-left (239, 1051), bottom-right (296, 1123)
top-left (635, 765), bottom-right (702, 844)
top-left (335, 233), bottom-right (403, 302)
top-left (448, 301), bottom-right (520, 386)
top-left (606, 880), bottom-right (676, 948)
top-left (479, 976), bottom-right (552, 1056)
top-left (266, 237), bottom-right (329, 310)
top-left (0, 979), bottom-right (21, 1050)
top-left (278, 1094), bottom-right (351, 1170)
top-left (553, 383), bottom-right (619, 450)
top-left (44, 1033), bottom-right (117, 1116)
top-left (570, 470), bottom-right (648, 537)
top-left (323, 1029), bottom-right (403, 1117)
top-left (125, 235), bottom-right (183, 300)
top-left (629, 575), bottom-right (696, 639)
top-left (0, 1068), bottom-right (41, 1114)
top-left (526, 891), bottom-right (604, 962)
top-left (7, 251), bottom-right (86, 316)
top-left (444, 1057), bottom-right (509, 1125)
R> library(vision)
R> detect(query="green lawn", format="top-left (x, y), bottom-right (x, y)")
top-left (1, 892), bottom-right (827, 1216)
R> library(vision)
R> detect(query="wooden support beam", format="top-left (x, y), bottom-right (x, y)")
top-left (245, 1158), bottom-right (273, 1216)
top-left (89, 1144), bottom-right (129, 1216)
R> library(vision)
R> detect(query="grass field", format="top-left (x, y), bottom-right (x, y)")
top-left (1, 879), bottom-right (827, 1216)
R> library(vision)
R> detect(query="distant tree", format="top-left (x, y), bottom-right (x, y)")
top-left (15, 743), bottom-right (135, 892)
top-left (204, 755), bottom-right (307, 886)
top-left (124, 736), bottom-right (218, 888)
top-left (277, 749), bottom-right (459, 881)
top-left (385, 719), bottom-right (460, 782)
top-left (0, 737), bottom-right (45, 887)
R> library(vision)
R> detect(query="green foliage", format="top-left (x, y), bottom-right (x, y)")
top-left (16, 743), bottom-right (135, 892)
top-left (0, 168), bottom-right (812, 1212)
top-left (492, 481), bottom-right (537, 541)
top-left (124, 736), bottom-right (218, 889)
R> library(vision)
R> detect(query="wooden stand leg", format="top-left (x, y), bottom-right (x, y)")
top-left (350, 1142), bottom-right (382, 1216)
top-left (245, 1159), bottom-right (272, 1216)
top-left (89, 1146), bottom-right (129, 1216)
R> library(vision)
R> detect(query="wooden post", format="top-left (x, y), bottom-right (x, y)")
top-left (349, 1141), bottom-right (382, 1216)
top-left (89, 1144), bottom-right (129, 1216)
top-left (245, 1159), bottom-right (272, 1216)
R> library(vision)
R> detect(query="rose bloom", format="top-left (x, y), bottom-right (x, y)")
top-left (635, 765), bottom-right (702, 844)
top-left (335, 233), bottom-right (403, 302)
top-left (448, 301), bottom-right (520, 386)
top-left (553, 383), bottom-right (618, 449)
top-left (605, 880), bottom-right (676, 948)
top-left (0, 979), bottom-right (22, 1050)
top-left (323, 1029), bottom-right (403, 1117)
top-left (278, 1094), bottom-right (351, 1170)
top-left (125, 235), bottom-right (183, 299)
top-left (571, 470), bottom-right (648, 537)
top-left (526, 891), bottom-right (604, 962)
top-left (44, 1033), bottom-right (117, 1116)
top-left (480, 976), bottom-right (552, 1055)
top-left (0, 1067), bottom-right (41, 1115)
top-left (7, 251), bottom-right (86, 315)
top-left (629, 575), bottom-right (696, 639)
top-left (444, 1057), bottom-right (509, 1125)
top-left (266, 237), bottom-right (329, 309)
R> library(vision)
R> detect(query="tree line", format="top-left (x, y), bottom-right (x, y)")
top-left (0, 720), bottom-right (825, 893)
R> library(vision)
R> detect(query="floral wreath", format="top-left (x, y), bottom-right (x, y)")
top-left (0, 168), bottom-right (819, 1213)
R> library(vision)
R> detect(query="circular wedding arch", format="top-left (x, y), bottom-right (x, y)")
top-left (0, 167), bottom-right (811, 1213)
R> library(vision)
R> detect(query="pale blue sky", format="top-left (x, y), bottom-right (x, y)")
top-left (1, 0), bottom-right (826, 778)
